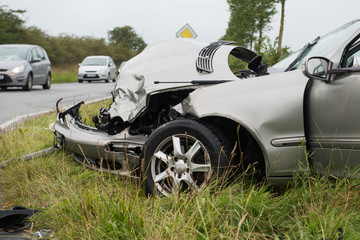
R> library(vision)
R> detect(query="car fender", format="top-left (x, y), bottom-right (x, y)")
top-left (173, 69), bottom-right (310, 177)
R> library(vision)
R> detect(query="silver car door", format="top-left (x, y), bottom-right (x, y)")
top-left (35, 47), bottom-right (47, 82)
top-left (306, 35), bottom-right (360, 177)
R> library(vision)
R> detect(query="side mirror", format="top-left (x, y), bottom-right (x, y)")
top-left (78, 63), bottom-right (82, 67)
top-left (31, 57), bottom-right (41, 63)
top-left (302, 56), bottom-right (332, 81)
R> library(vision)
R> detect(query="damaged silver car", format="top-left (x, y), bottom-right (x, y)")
top-left (54, 19), bottom-right (360, 196)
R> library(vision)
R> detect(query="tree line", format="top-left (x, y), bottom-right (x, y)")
top-left (0, 4), bottom-right (146, 67)
top-left (0, 1), bottom-right (288, 67)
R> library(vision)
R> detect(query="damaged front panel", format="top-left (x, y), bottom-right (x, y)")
top-left (54, 104), bottom-right (146, 177)
top-left (53, 38), bottom-right (265, 177)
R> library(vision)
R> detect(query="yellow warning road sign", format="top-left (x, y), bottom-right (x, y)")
top-left (176, 23), bottom-right (198, 39)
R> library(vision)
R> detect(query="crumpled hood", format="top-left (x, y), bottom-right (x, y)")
top-left (109, 38), bottom-right (243, 122)
top-left (0, 60), bottom-right (27, 70)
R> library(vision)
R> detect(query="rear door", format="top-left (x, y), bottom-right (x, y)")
top-left (35, 47), bottom-right (48, 83)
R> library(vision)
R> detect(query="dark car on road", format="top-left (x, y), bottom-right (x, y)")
top-left (0, 44), bottom-right (51, 91)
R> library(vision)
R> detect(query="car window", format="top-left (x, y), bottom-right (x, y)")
top-left (29, 48), bottom-right (37, 62)
top-left (342, 35), bottom-right (360, 68)
top-left (273, 20), bottom-right (360, 71)
top-left (82, 57), bottom-right (107, 66)
top-left (345, 50), bottom-right (360, 68)
top-left (36, 47), bottom-right (45, 60)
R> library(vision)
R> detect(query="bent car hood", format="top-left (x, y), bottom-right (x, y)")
top-left (109, 38), bottom-right (253, 122)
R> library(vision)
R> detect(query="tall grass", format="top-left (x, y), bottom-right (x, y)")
top-left (51, 64), bottom-right (78, 84)
top-left (1, 100), bottom-right (360, 239)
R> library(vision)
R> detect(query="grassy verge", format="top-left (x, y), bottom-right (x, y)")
top-left (51, 64), bottom-right (78, 84)
top-left (1, 100), bottom-right (360, 239)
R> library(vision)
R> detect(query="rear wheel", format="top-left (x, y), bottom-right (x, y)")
top-left (141, 119), bottom-right (231, 196)
top-left (0, 87), bottom-right (7, 90)
top-left (42, 73), bottom-right (51, 89)
top-left (23, 73), bottom-right (33, 91)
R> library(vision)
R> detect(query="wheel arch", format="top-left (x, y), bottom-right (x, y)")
top-left (199, 116), bottom-right (267, 177)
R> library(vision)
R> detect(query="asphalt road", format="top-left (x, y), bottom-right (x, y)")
top-left (0, 82), bottom-right (115, 130)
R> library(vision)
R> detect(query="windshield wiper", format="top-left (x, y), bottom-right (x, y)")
top-left (285, 36), bottom-right (320, 72)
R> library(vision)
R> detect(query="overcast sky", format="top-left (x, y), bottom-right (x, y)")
top-left (1, 0), bottom-right (359, 51)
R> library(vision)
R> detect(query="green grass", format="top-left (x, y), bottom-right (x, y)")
top-left (1, 100), bottom-right (360, 239)
top-left (51, 64), bottom-right (78, 84)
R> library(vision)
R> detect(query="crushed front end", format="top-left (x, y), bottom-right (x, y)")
top-left (52, 38), bottom-right (267, 178)
top-left (53, 101), bottom-right (146, 177)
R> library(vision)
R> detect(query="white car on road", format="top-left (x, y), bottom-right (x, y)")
top-left (78, 56), bottom-right (116, 83)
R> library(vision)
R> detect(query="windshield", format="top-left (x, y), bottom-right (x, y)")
top-left (0, 46), bottom-right (30, 61)
top-left (273, 19), bottom-right (360, 71)
top-left (82, 57), bottom-right (107, 66)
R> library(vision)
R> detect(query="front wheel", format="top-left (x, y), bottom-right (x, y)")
top-left (42, 73), bottom-right (51, 89)
top-left (23, 73), bottom-right (33, 91)
top-left (141, 119), bottom-right (231, 196)
top-left (105, 73), bottom-right (110, 83)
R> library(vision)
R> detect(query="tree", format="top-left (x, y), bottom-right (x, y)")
top-left (262, 37), bottom-right (290, 66)
top-left (253, 0), bottom-right (277, 54)
top-left (223, 0), bottom-right (290, 66)
top-left (108, 26), bottom-right (147, 52)
top-left (223, 0), bottom-right (277, 54)
top-left (222, 0), bottom-right (257, 48)
top-left (277, 0), bottom-right (286, 55)
top-left (0, 4), bottom-right (25, 44)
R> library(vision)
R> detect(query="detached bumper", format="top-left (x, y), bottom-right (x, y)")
top-left (53, 103), bottom-right (146, 177)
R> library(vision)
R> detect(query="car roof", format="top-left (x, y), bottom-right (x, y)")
top-left (0, 44), bottom-right (39, 48)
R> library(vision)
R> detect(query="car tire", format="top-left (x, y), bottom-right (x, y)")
top-left (141, 119), bottom-right (231, 196)
top-left (105, 74), bottom-right (110, 83)
top-left (23, 73), bottom-right (33, 91)
top-left (78, 79), bottom-right (83, 83)
top-left (0, 87), bottom-right (7, 90)
top-left (42, 73), bottom-right (51, 89)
